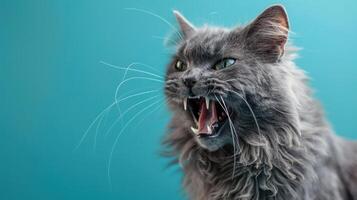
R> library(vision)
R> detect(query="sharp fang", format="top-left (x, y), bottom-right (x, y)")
top-left (205, 97), bottom-right (209, 110)
top-left (190, 126), bottom-right (199, 134)
top-left (183, 98), bottom-right (187, 111)
top-left (207, 125), bottom-right (212, 133)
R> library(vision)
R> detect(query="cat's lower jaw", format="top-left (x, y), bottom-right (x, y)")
top-left (183, 96), bottom-right (236, 151)
top-left (194, 121), bottom-right (232, 151)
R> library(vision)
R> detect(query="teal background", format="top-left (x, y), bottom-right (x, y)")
top-left (1, 0), bottom-right (357, 199)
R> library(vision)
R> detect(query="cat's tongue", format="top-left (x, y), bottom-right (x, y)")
top-left (198, 100), bottom-right (218, 134)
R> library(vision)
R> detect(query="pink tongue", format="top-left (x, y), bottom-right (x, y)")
top-left (198, 100), bottom-right (218, 134)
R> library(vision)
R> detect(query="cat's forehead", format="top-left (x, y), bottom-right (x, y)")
top-left (178, 27), bottom-right (234, 62)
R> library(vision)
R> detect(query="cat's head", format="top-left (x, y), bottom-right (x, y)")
top-left (165, 5), bottom-right (292, 151)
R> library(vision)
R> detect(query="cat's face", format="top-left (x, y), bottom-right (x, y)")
top-left (165, 6), bottom-right (289, 151)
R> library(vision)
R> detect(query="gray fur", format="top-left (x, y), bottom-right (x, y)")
top-left (163, 5), bottom-right (357, 200)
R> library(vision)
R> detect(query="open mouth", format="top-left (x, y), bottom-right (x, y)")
top-left (183, 96), bottom-right (231, 138)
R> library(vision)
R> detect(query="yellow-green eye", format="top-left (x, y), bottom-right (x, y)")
top-left (214, 58), bottom-right (236, 70)
top-left (175, 60), bottom-right (187, 71)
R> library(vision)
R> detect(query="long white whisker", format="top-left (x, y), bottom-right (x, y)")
top-left (104, 95), bottom-right (161, 138)
top-left (229, 89), bottom-right (262, 136)
top-left (122, 62), bottom-right (163, 82)
top-left (74, 102), bottom-right (117, 151)
top-left (127, 62), bottom-right (163, 76)
top-left (94, 112), bottom-right (106, 151)
top-left (113, 77), bottom-right (163, 129)
top-left (110, 60), bottom-right (163, 137)
top-left (135, 99), bottom-right (168, 127)
top-left (215, 95), bottom-right (239, 153)
top-left (114, 77), bottom-right (163, 111)
top-left (107, 99), bottom-right (162, 188)
top-left (93, 90), bottom-right (159, 150)
top-left (124, 7), bottom-right (183, 40)
top-left (75, 90), bottom-right (159, 151)
top-left (114, 77), bottom-right (163, 99)
top-left (219, 96), bottom-right (238, 135)
top-left (99, 61), bottom-right (164, 79)
top-left (152, 35), bottom-right (180, 47)
top-left (116, 89), bottom-right (159, 102)
top-left (220, 96), bottom-right (240, 154)
top-left (215, 95), bottom-right (239, 179)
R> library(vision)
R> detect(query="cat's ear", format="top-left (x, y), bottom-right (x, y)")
top-left (173, 10), bottom-right (195, 38)
top-left (242, 5), bottom-right (289, 63)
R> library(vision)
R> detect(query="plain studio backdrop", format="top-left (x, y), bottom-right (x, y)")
top-left (1, 0), bottom-right (357, 200)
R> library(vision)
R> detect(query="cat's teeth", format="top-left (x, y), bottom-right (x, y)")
top-left (205, 97), bottom-right (210, 110)
top-left (190, 126), bottom-right (199, 134)
top-left (183, 98), bottom-right (187, 111)
top-left (207, 125), bottom-right (212, 134)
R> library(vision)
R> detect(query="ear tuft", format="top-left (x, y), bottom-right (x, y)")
top-left (173, 10), bottom-right (195, 38)
top-left (259, 5), bottom-right (289, 30)
top-left (244, 5), bottom-right (290, 63)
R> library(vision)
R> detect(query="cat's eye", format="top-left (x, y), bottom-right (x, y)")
top-left (175, 60), bottom-right (187, 71)
top-left (213, 58), bottom-right (236, 70)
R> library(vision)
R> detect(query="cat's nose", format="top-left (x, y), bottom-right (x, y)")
top-left (183, 76), bottom-right (197, 89)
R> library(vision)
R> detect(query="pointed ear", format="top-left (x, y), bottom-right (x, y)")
top-left (173, 10), bottom-right (195, 38)
top-left (243, 5), bottom-right (289, 63)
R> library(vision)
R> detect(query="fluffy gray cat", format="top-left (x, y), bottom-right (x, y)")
top-left (163, 5), bottom-right (357, 200)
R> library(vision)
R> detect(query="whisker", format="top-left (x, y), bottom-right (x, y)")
top-left (214, 95), bottom-right (239, 152)
top-left (113, 76), bottom-right (163, 127)
top-left (74, 102), bottom-right (117, 152)
top-left (219, 95), bottom-right (239, 144)
top-left (94, 89), bottom-right (159, 150)
top-left (215, 95), bottom-right (239, 179)
top-left (107, 99), bottom-right (162, 188)
top-left (104, 95), bottom-right (161, 138)
top-left (114, 77), bottom-right (163, 110)
top-left (116, 89), bottom-right (159, 102)
top-left (99, 61), bottom-right (164, 79)
top-left (122, 62), bottom-right (164, 79)
top-left (75, 90), bottom-right (159, 151)
top-left (94, 112), bottom-right (106, 151)
top-left (135, 98), bottom-right (169, 127)
top-left (228, 89), bottom-right (262, 136)
top-left (110, 61), bottom-right (164, 138)
top-left (152, 35), bottom-right (180, 47)
top-left (220, 96), bottom-right (241, 153)
top-left (124, 7), bottom-right (183, 40)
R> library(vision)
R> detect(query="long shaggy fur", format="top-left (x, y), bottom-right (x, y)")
top-left (163, 5), bottom-right (357, 200)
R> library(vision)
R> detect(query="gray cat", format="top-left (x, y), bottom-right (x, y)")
top-left (163, 5), bottom-right (357, 200)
